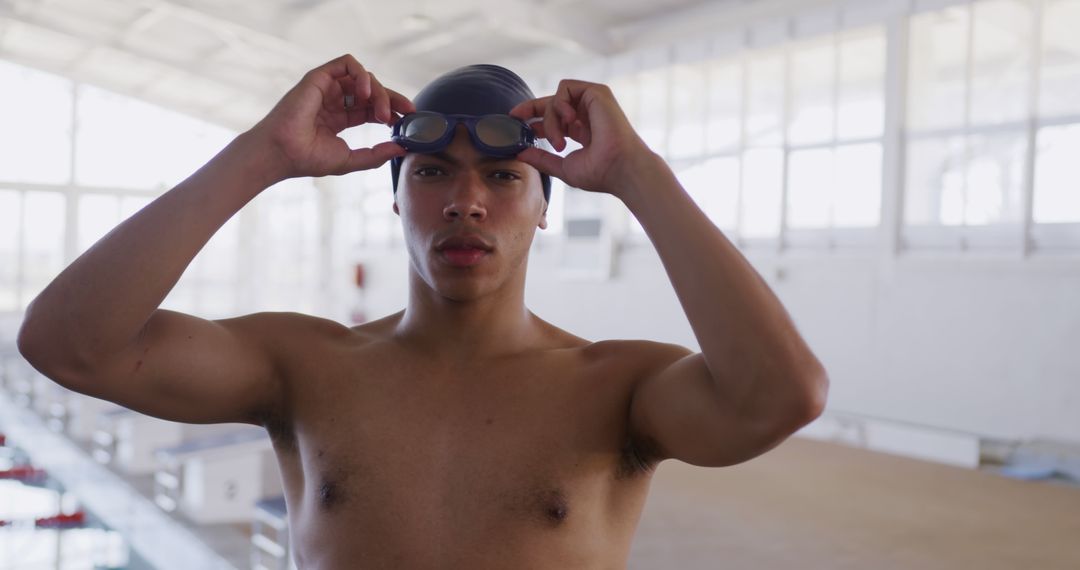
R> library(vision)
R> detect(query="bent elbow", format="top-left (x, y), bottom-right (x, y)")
top-left (16, 308), bottom-right (45, 366)
top-left (16, 308), bottom-right (93, 388)
top-left (800, 367), bottom-right (830, 423)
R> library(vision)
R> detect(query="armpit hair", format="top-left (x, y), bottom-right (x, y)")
top-left (616, 431), bottom-right (660, 480)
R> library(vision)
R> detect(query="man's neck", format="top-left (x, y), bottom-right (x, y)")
top-left (393, 273), bottom-right (541, 362)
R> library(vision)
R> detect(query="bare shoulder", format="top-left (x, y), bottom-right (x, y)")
top-left (221, 310), bottom-right (357, 348)
top-left (524, 313), bottom-right (693, 378)
top-left (582, 338), bottom-right (694, 377)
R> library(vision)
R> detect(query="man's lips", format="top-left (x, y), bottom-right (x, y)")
top-left (436, 234), bottom-right (494, 252)
top-left (435, 233), bottom-right (494, 268)
top-left (440, 247), bottom-right (490, 267)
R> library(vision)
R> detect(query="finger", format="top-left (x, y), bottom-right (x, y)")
top-left (341, 141), bottom-right (407, 174)
top-left (509, 96), bottom-right (552, 121)
top-left (333, 75), bottom-right (353, 112)
top-left (527, 119), bottom-right (549, 140)
top-left (308, 54), bottom-right (368, 99)
top-left (516, 147), bottom-right (566, 181)
top-left (368, 73), bottom-right (391, 124)
top-left (555, 98), bottom-right (578, 125)
top-left (543, 97), bottom-right (565, 152)
top-left (570, 99), bottom-right (591, 146)
top-left (317, 53), bottom-right (366, 81)
top-left (387, 88), bottom-right (416, 116)
top-left (568, 120), bottom-right (590, 146)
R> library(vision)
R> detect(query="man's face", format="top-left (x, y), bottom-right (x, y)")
top-left (393, 124), bottom-right (548, 301)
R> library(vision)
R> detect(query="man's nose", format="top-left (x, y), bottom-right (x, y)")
top-left (443, 172), bottom-right (488, 222)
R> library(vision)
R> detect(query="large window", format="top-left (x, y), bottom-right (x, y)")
top-left (0, 59), bottom-right (242, 316)
top-left (608, 23), bottom-right (886, 249)
top-left (904, 0), bottom-right (1080, 250)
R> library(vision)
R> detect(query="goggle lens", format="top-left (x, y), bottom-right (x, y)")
top-left (475, 115), bottom-right (523, 147)
top-left (403, 114), bottom-right (449, 143)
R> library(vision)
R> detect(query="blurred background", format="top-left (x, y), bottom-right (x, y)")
top-left (0, 0), bottom-right (1078, 568)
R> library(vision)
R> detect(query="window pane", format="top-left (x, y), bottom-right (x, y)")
top-left (194, 213), bottom-right (241, 317)
top-left (609, 75), bottom-right (642, 128)
top-left (741, 148), bottom-right (783, 237)
top-left (22, 192), bottom-right (66, 309)
top-left (0, 190), bottom-right (20, 311)
top-left (362, 166), bottom-right (396, 247)
top-left (970, 0), bottom-right (1034, 125)
top-left (669, 63), bottom-right (708, 159)
top-left (637, 69), bottom-right (669, 155)
top-left (77, 194), bottom-right (120, 253)
top-left (0, 60), bottom-right (73, 184)
top-left (905, 136), bottom-right (966, 225)
top-left (1034, 123), bottom-right (1080, 223)
top-left (838, 27), bottom-right (886, 139)
top-left (835, 143), bottom-right (883, 227)
top-left (745, 53), bottom-right (785, 146)
top-left (1040, 0), bottom-right (1080, 118)
top-left (706, 60), bottom-right (742, 153)
top-left (676, 156), bottom-right (741, 232)
top-left (252, 179), bottom-right (320, 313)
top-left (76, 85), bottom-right (234, 189)
top-left (787, 148), bottom-right (835, 229)
top-left (964, 133), bottom-right (1026, 225)
top-left (545, 179), bottom-right (566, 236)
top-left (908, 7), bottom-right (970, 131)
top-left (788, 39), bottom-right (835, 145)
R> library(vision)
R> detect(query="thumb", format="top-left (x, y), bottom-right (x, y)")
top-left (340, 141), bottom-right (407, 174)
top-left (517, 147), bottom-right (566, 182)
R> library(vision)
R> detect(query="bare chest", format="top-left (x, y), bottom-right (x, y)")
top-left (267, 344), bottom-right (654, 564)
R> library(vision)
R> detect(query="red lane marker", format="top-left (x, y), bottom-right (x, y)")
top-left (36, 511), bottom-right (87, 529)
top-left (0, 466), bottom-right (48, 481)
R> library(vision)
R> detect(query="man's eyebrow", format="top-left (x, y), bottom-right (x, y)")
top-left (419, 151), bottom-right (520, 167)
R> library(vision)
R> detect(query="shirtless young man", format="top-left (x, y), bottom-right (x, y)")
top-left (17, 54), bottom-right (828, 569)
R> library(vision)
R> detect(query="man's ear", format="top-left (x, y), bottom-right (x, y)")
top-left (393, 200), bottom-right (399, 216)
top-left (538, 202), bottom-right (548, 230)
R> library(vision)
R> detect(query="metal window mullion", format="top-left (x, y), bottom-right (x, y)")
top-left (881, 6), bottom-right (911, 264)
top-left (960, 0), bottom-right (975, 243)
top-left (661, 44), bottom-right (675, 161)
top-left (15, 191), bottom-right (25, 311)
top-left (1020, 0), bottom-right (1045, 257)
top-left (735, 30), bottom-right (750, 249)
top-left (64, 82), bottom-right (80, 267)
top-left (829, 10), bottom-right (843, 249)
top-left (314, 178), bottom-right (336, 319)
top-left (779, 25), bottom-right (793, 255)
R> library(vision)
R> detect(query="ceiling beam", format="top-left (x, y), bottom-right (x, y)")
top-left (1, 11), bottom-right (294, 101)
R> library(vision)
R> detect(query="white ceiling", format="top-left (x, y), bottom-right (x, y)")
top-left (0, 0), bottom-right (818, 130)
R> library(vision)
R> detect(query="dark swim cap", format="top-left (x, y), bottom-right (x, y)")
top-left (390, 64), bottom-right (551, 204)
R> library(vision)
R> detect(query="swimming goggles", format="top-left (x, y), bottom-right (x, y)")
top-left (391, 112), bottom-right (538, 157)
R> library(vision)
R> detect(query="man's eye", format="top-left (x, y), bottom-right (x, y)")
top-left (414, 166), bottom-right (445, 177)
top-left (492, 171), bottom-right (521, 181)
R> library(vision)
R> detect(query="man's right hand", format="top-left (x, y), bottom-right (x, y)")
top-left (249, 54), bottom-right (415, 183)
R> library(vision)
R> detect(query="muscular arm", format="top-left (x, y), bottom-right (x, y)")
top-left (513, 80), bottom-right (828, 468)
top-left (16, 54), bottom-right (411, 425)
top-left (621, 156), bottom-right (828, 467)
top-left (16, 134), bottom-right (285, 423)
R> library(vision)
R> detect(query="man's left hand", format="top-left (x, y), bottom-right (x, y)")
top-left (509, 80), bottom-right (663, 199)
